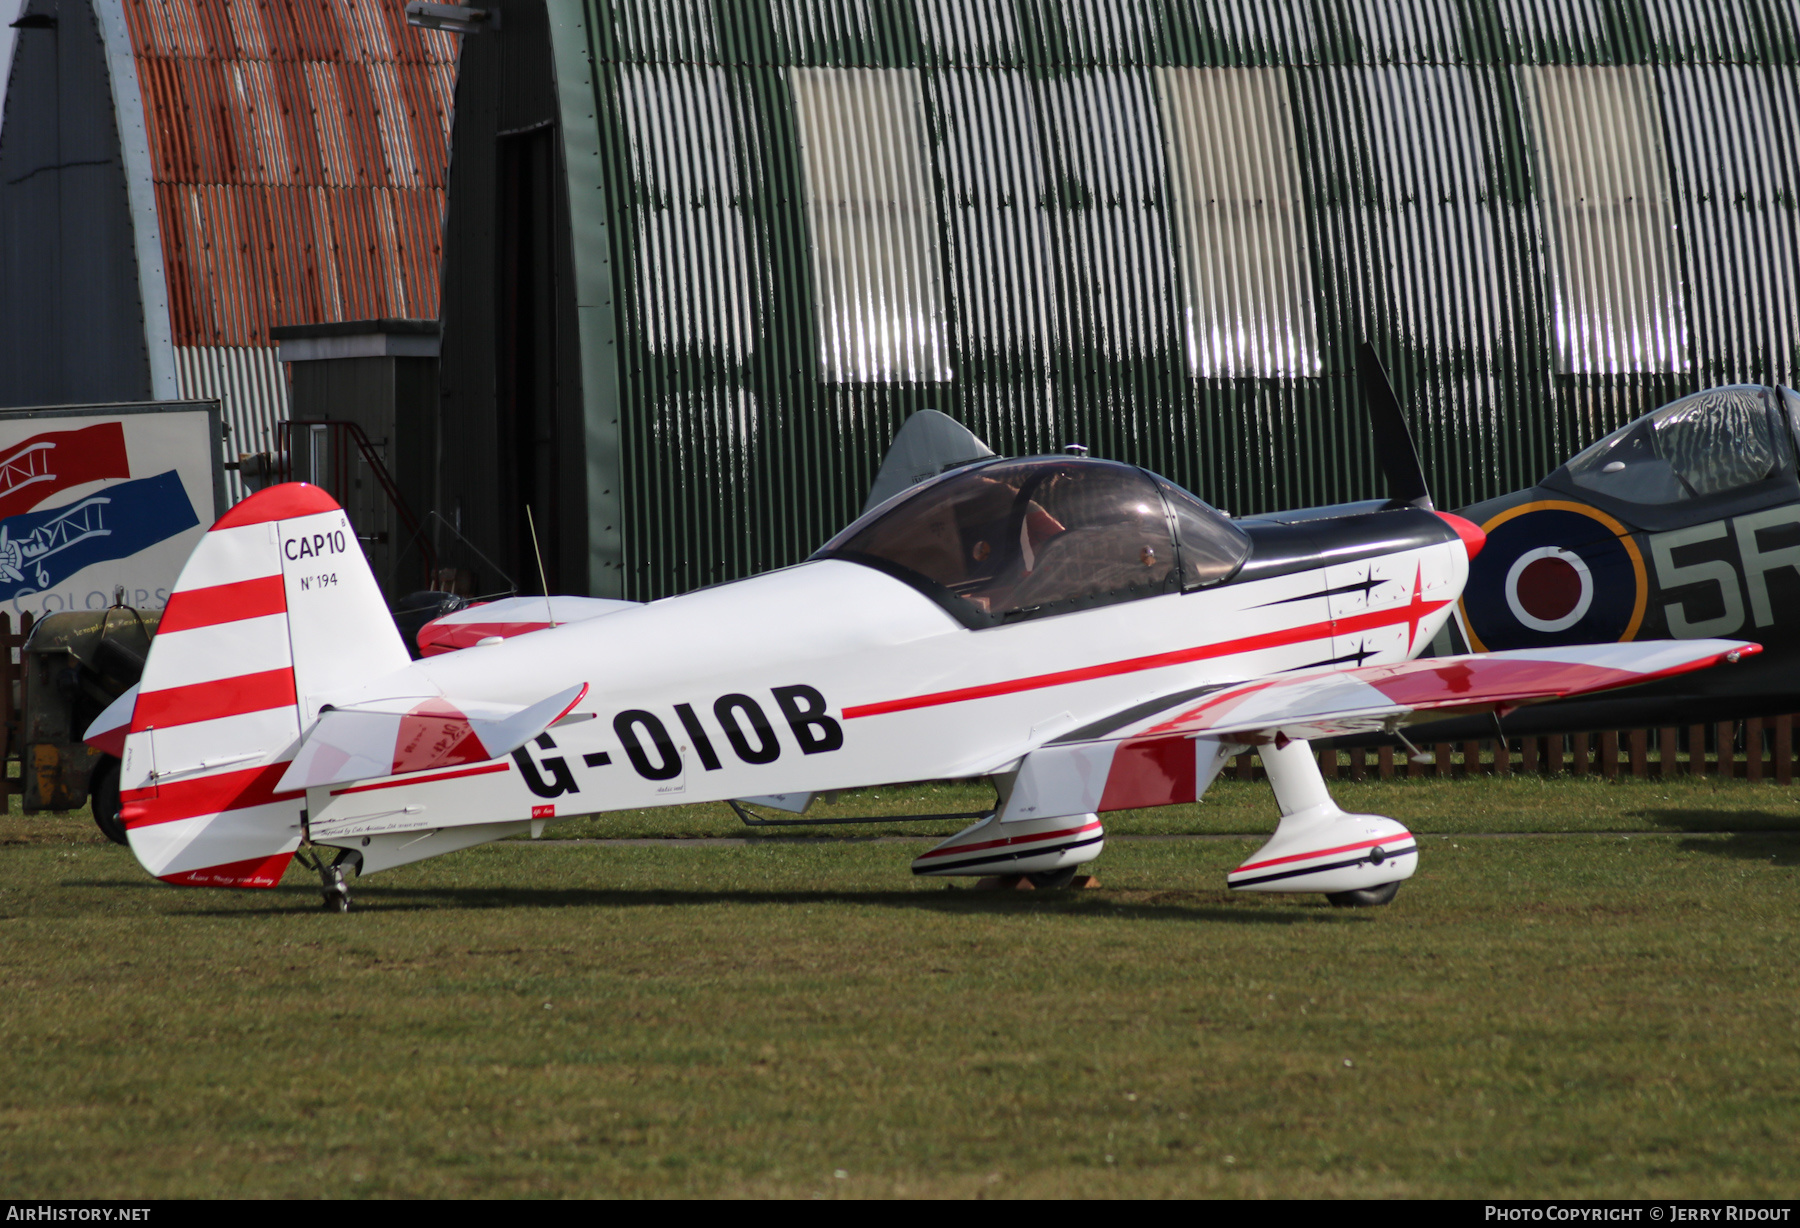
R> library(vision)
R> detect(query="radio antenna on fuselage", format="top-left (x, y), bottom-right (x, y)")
top-left (525, 505), bottom-right (556, 628)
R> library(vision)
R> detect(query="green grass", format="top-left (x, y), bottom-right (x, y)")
top-left (538, 773), bottom-right (1800, 839)
top-left (2, 779), bottom-right (1799, 1198)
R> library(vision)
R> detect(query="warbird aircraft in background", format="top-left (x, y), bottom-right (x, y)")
top-left (1407, 383), bottom-right (1800, 741)
top-left (96, 376), bottom-right (1755, 911)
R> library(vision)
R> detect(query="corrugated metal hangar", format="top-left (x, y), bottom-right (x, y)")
top-left (7, 0), bottom-right (1800, 604)
top-left (436, 0), bottom-right (1800, 601)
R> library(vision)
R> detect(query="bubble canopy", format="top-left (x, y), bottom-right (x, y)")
top-left (814, 456), bottom-right (1251, 628)
top-left (1555, 385), bottom-right (1800, 505)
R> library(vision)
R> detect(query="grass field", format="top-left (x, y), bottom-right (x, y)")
top-left (3, 776), bottom-right (1798, 1198)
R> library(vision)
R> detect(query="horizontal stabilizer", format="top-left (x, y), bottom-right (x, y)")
top-left (84, 684), bottom-right (138, 758)
top-left (737, 792), bottom-right (814, 814)
top-left (277, 683), bottom-right (588, 791)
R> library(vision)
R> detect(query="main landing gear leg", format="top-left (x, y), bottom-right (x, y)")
top-left (299, 848), bottom-right (362, 912)
top-left (1226, 739), bottom-right (1419, 905)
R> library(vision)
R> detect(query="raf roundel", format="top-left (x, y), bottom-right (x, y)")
top-left (1504, 546), bottom-right (1591, 632)
top-left (1461, 501), bottom-right (1647, 652)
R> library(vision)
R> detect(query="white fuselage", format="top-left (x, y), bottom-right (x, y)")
top-left (304, 539), bottom-right (1465, 847)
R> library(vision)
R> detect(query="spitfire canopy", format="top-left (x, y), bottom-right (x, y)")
top-left (1555, 385), bottom-right (1800, 506)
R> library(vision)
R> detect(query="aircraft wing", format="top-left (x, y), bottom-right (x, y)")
top-left (1105, 639), bottom-right (1760, 744)
top-left (1000, 640), bottom-right (1758, 821)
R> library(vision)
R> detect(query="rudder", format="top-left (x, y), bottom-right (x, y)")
top-left (121, 483), bottom-right (409, 887)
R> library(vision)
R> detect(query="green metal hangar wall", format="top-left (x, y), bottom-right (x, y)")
top-left (436, 0), bottom-right (1800, 602)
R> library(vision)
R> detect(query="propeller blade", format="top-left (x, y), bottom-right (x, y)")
top-left (1358, 341), bottom-right (1433, 511)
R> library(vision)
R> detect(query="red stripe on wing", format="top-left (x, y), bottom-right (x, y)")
top-left (132, 668), bottom-right (297, 730)
top-left (158, 574), bottom-right (286, 634)
top-left (1098, 736), bottom-right (1199, 811)
top-left (1141, 679), bottom-right (1284, 735)
top-left (1360, 655), bottom-right (1709, 708)
top-left (419, 620), bottom-right (551, 655)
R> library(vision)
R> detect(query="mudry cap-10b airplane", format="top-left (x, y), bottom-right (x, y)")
top-left (88, 355), bottom-right (1755, 910)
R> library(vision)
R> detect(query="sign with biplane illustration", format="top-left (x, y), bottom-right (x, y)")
top-left (0, 402), bottom-right (224, 620)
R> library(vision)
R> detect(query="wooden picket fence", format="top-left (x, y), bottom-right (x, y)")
top-left (0, 604), bottom-right (1793, 804)
top-left (0, 611), bottom-right (32, 811)
top-left (1231, 716), bottom-right (1800, 784)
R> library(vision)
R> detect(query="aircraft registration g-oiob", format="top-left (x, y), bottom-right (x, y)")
top-left (93, 364), bottom-right (1758, 911)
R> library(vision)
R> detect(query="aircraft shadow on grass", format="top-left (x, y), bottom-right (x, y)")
top-left (1622, 808), bottom-right (1800, 866)
top-left (1627, 807), bottom-right (1800, 833)
top-left (148, 884), bottom-right (1376, 926)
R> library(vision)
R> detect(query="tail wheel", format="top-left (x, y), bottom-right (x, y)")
top-left (1326, 881), bottom-right (1400, 908)
top-left (89, 757), bottom-right (126, 846)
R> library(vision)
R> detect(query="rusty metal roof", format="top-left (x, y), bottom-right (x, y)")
top-left (122, 0), bottom-right (457, 346)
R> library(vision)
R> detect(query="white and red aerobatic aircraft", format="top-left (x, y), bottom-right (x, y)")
top-left (100, 447), bottom-right (1755, 910)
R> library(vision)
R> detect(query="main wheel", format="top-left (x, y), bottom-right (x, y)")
top-left (1326, 881), bottom-right (1401, 908)
top-left (1026, 867), bottom-right (1080, 890)
top-left (89, 757), bottom-right (127, 846)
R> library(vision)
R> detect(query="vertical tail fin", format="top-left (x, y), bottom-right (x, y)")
top-left (121, 483), bottom-right (409, 887)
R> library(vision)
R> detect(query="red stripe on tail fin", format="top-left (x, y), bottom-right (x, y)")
top-left (133, 668), bottom-right (297, 730)
top-left (212, 483), bottom-right (340, 528)
top-left (159, 852), bottom-right (294, 889)
top-left (158, 575), bottom-right (286, 634)
top-left (122, 761), bottom-right (303, 828)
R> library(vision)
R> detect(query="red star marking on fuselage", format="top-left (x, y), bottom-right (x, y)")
top-left (1402, 562), bottom-right (1428, 653)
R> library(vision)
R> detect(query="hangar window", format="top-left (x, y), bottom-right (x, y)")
top-left (1516, 66), bottom-right (1688, 374)
top-left (1156, 67), bottom-right (1320, 377)
top-left (1562, 385), bottom-right (1793, 503)
top-left (818, 457), bottom-right (1247, 625)
top-left (791, 68), bottom-right (950, 384)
